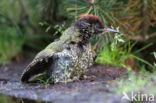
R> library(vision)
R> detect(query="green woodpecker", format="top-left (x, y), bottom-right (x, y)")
top-left (21, 14), bottom-right (119, 83)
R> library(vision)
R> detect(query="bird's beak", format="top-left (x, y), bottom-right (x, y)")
top-left (98, 28), bottom-right (120, 34)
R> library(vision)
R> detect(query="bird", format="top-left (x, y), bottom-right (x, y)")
top-left (21, 14), bottom-right (119, 83)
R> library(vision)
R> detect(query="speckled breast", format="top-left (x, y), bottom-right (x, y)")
top-left (49, 44), bottom-right (95, 83)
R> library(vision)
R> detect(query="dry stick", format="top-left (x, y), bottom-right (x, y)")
top-left (86, 6), bottom-right (93, 14)
top-left (140, 0), bottom-right (150, 40)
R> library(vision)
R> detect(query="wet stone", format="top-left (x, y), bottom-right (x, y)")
top-left (0, 61), bottom-right (129, 103)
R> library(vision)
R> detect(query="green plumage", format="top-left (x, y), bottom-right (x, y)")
top-left (21, 14), bottom-right (116, 83)
top-left (21, 26), bottom-right (95, 83)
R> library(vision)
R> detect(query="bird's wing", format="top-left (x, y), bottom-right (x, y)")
top-left (21, 40), bottom-right (65, 83)
top-left (21, 48), bottom-right (56, 83)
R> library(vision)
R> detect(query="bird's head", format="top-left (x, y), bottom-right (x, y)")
top-left (75, 14), bottom-right (119, 43)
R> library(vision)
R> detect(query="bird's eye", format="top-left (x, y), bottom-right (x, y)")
top-left (95, 23), bottom-right (101, 29)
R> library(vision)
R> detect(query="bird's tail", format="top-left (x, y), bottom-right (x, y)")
top-left (21, 57), bottom-right (53, 83)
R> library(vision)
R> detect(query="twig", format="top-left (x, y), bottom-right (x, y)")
top-left (140, 0), bottom-right (150, 39)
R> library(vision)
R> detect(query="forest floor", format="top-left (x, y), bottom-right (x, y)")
top-left (0, 59), bottom-right (155, 103)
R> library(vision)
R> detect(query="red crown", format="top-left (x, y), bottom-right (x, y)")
top-left (79, 14), bottom-right (104, 27)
